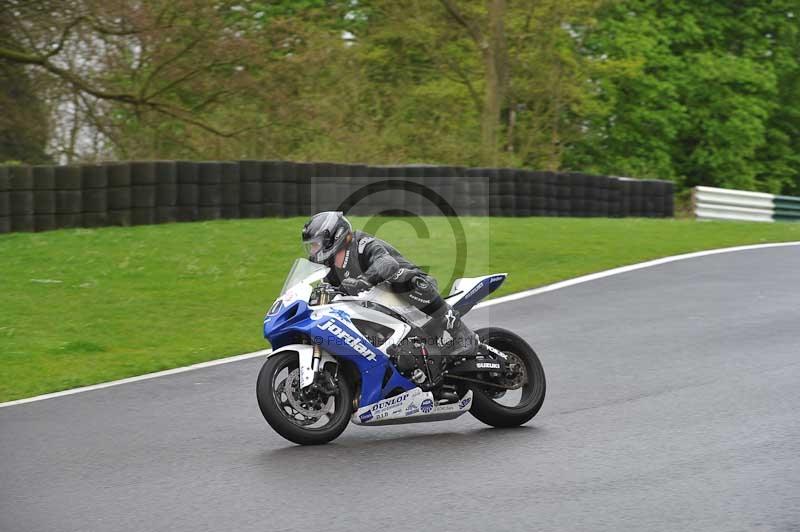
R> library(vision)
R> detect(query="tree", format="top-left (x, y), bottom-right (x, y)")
top-left (439, 0), bottom-right (508, 166)
top-left (0, 0), bottom-right (266, 160)
top-left (350, 0), bottom-right (600, 168)
top-left (0, 60), bottom-right (51, 163)
top-left (566, 0), bottom-right (800, 193)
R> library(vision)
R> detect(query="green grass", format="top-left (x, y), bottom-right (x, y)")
top-left (1, 217), bottom-right (798, 402)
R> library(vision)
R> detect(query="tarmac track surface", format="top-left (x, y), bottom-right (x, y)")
top-left (1, 245), bottom-right (799, 532)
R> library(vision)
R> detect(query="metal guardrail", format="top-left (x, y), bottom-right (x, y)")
top-left (693, 186), bottom-right (800, 222)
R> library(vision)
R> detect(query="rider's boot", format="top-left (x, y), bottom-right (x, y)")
top-left (424, 304), bottom-right (479, 362)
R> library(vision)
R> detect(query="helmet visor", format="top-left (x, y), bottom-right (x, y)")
top-left (303, 237), bottom-right (324, 262)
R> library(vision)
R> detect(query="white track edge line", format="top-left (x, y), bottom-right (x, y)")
top-left (0, 349), bottom-right (273, 408)
top-left (3, 241), bottom-right (798, 409)
top-left (473, 241), bottom-right (800, 309)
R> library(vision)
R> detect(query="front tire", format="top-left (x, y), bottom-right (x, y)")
top-left (468, 327), bottom-right (546, 428)
top-left (256, 351), bottom-right (352, 445)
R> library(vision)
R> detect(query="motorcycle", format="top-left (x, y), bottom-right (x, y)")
top-left (256, 258), bottom-right (546, 445)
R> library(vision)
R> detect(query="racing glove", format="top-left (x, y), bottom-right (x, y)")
top-left (341, 276), bottom-right (372, 296)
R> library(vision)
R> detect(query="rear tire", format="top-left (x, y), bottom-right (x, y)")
top-left (257, 351), bottom-right (352, 445)
top-left (468, 327), bottom-right (546, 428)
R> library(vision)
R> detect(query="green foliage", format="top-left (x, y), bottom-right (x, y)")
top-left (3, 0), bottom-right (798, 193)
top-left (566, 0), bottom-right (800, 193)
top-left (0, 62), bottom-right (51, 164)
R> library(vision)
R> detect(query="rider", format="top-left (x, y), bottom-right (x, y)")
top-left (301, 211), bottom-right (477, 359)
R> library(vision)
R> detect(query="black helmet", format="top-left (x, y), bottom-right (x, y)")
top-left (302, 211), bottom-right (352, 264)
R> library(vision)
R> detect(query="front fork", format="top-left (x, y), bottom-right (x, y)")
top-left (291, 343), bottom-right (340, 396)
top-left (268, 343), bottom-right (333, 388)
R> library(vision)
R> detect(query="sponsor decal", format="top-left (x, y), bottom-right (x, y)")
top-left (458, 396), bottom-right (472, 409)
top-left (390, 268), bottom-right (406, 281)
top-left (476, 362), bottom-right (501, 369)
top-left (328, 309), bottom-right (351, 322)
top-left (358, 237), bottom-right (374, 253)
top-left (359, 410), bottom-right (373, 423)
top-left (267, 299), bottom-right (283, 317)
top-left (490, 275), bottom-right (505, 283)
top-left (444, 309), bottom-right (457, 329)
top-left (342, 247), bottom-right (351, 268)
top-left (405, 403), bottom-right (419, 416)
top-left (463, 282), bottom-right (485, 301)
top-left (408, 293), bottom-right (430, 304)
top-left (318, 319), bottom-right (378, 361)
top-left (420, 398), bottom-right (433, 413)
top-left (371, 393), bottom-right (409, 413)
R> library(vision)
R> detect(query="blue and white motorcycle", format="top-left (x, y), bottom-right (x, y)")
top-left (257, 259), bottom-right (546, 445)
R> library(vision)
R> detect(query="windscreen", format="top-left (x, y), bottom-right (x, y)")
top-left (279, 258), bottom-right (329, 296)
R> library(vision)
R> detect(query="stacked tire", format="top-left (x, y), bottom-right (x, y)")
top-left (309, 162), bottom-right (343, 214)
top-left (385, 166), bottom-right (409, 214)
top-left (261, 161), bottom-right (283, 217)
top-left (401, 166), bottom-right (425, 216)
top-left (461, 168), bottom-right (490, 216)
top-left (176, 161), bottom-right (199, 222)
top-left (220, 161), bottom-right (240, 219)
top-left (130, 161), bottom-right (156, 225)
top-left (593, 175), bottom-right (614, 217)
top-left (0, 161), bottom-right (677, 235)
top-left (33, 166), bottom-right (56, 231)
top-left (607, 176), bottom-right (623, 217)
top-left (363, 165), bottom-right (397, 216)
top-left (155, 161), bottom-right (178, 224)
top-left (55, 166), bottom-right (82, 229)
top-left (81, 164), bottom-right (108, 228)
top-left (643, 180), bottom-right (666, 217)
top-left (197, 162), bottom-right (222, 221)
top-left (238, 160), bottom-right (263, 218)
top-left (339, 164), bottom-right (370, 216)
top-left (566, 173), bottom-right (587, 217)
top-left (106, 163), bottom-right (131, 226)
top-left (434, 166), bottom-right (458, 217)
top-left (9, 166), bottom-right (35, 232)
top-left (276, 161), bottom-right (298, 217)
top-left (0, 167), bottom-right (10, 233)
top-left (494, 169), bottom-right (516, 217)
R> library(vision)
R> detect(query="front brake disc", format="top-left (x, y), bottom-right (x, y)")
top-left (283, 369), bottom-right (335, 419)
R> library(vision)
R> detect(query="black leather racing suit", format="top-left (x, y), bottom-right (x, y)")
top-left (325, 231), bottom-right (477, 358)
top-left (324, 231), bottom-right (447, 321)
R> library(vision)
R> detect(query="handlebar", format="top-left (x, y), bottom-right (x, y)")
top-left (313, 283), bottom-right (344, 305)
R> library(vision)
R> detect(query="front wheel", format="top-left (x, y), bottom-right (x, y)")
top-left (256, 351), bottom-right (352, 445)
top-left (468, 327), bottom-right (546, 428)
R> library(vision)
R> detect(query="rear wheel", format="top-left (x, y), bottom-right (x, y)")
top-left (468, 327), bottom-right (546, 428)
top-left (256, 351), bottom-right (352, 445)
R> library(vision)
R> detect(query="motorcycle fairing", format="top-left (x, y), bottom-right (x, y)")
top-left (265, 344), bottom-right (337, 388)
top-left (445, 273), bottom-right (507, 315)
top-left (351, 387), bottom-right (473, 426)
top-left (264, 302), bottom-right (415, 407)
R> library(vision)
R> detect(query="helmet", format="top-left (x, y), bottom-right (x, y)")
top-left (301, 211), bottom-right (352, 264)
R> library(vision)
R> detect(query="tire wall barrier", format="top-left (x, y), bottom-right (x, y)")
top-left (0, 166), bottom-right (10, 233)
top-left (0, 161), bottom-right (674, 234)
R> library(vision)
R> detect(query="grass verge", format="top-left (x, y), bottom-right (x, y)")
top-left (1, 217), bottom-right (798, 402)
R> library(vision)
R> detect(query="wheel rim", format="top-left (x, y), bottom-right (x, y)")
top-left (481, 343), bottom-right (544, 410)
top-left (271, 360), bottom-right (340, 430)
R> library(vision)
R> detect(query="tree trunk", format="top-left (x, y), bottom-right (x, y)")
top-left (481, 0), bottom-right (508, 166)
